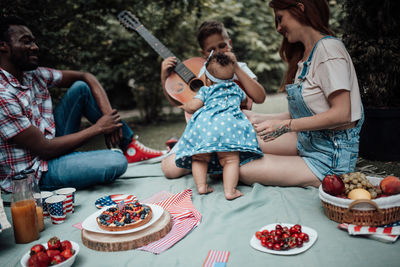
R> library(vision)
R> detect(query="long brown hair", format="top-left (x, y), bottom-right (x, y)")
top-left (269, 0), bottom-right (334, 90)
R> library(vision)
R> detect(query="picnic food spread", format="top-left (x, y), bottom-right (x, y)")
top-left (319, 173), bottom-right (400, 227)
top-left (255, 223), bottom-right (309, 251)
top-left (26, 236), bottom-right (76, 267)
top-left (96, 201), bottom-right (152, 231)
top-left (322, 172), bottom-right (400, 199)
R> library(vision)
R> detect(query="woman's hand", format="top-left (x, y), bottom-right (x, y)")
top-left (253, 119), bottom-right (292, 142)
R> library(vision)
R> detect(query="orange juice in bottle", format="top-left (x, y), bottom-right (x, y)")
top-left (11, 173), bottom-right (39, 243)
top-left (22, 169), bottom-right (45, 232)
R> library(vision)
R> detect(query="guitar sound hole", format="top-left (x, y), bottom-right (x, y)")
top-left (189, 79), bottom-right (204, 92)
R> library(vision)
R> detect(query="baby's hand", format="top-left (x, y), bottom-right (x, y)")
top-left (224, 51), bottom-right (238, 64)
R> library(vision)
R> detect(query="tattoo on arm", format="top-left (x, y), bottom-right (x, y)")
top-left (262, 119), bottom-right (292, 141)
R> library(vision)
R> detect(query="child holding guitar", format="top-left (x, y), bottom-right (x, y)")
top-left (174, 52), bottom-right (263, 200)
top-left (161, 20), bottom-right (266, 179)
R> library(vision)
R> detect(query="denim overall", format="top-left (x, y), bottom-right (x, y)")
top-left (286, 36), bottom-right (364, 180)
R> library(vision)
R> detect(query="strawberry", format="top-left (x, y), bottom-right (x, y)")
top-left (46, 249), bottom-right (61, 259)
top-left (47, 236), bottom-right (61, 251)
top-left (60, 240), bottom-right (72, 251)
top-left (35, 251), bottom-right (50, 267)
top-left (27, 254), bottom-right (39, 267)
top-left (30, 244), bottom-right (46, 256)
top-left (50, 254), bottom-right (65, 265)
top-left (60, 248), bottom-right (74, 259)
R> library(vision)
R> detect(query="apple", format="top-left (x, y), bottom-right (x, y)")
top-left (322, 174), bottom-right (345, 196)
top-left (380, 176), bottom-right (400, 195)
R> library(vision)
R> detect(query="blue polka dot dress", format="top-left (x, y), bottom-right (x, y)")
top-left (175, 82), bottom-right (263, 174)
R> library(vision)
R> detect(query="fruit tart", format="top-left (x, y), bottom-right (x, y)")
top-left (96, 201), bottom-right (152, 231)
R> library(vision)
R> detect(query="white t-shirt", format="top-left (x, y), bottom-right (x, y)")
top-left (235, 62), bottom-right (257, 80)
top-left (294, 38), bottom-right (362, 122)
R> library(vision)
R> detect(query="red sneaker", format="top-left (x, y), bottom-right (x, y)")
top-left (124, 138), bottom-right (165, 163)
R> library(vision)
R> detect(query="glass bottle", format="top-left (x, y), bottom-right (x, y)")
top-left (22, 169), bottom-right (44, 232)
top-left (10, 172), bottom-right (39, 244)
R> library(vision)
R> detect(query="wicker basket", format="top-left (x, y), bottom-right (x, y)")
top-left (319, 176), bottom-right (400, 226)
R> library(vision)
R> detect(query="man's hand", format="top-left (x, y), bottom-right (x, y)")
top-left (105, 129), bottom-right (123, 149)
top-left (95, 109), bottom-right (122, 134)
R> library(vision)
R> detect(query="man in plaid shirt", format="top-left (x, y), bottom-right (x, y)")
top-left (0, 16), bottom-right (164, 192)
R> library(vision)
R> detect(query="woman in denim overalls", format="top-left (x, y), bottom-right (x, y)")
top-left (240, 0), bottom-right (364, 188)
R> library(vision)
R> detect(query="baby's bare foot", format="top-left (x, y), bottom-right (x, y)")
top-left (225, 189), bottom-right (243, 200)
top-left (197, 184), bottom-right (214, 195)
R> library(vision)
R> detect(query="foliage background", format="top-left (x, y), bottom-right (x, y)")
top-left (342, 0), bottom-right (400, 108)
top-left (2, 0), bottom-right (344, 122)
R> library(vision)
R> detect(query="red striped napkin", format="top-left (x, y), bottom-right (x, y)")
top-left (338, 223), bottom-right (400, 243)
top-left (203, 250), bottom-right (230, 267)
top-left (139, 189), bottom-right (201, 254)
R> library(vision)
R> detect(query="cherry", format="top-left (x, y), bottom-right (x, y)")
top-left (262, 229), bottom-right (269, 236)
top-left (275, 229), bottom-right (282, 237)
top-left (261, 238), bottom-right (268, 247)
top-left (288, 239), bottom-right (297, 249)
top-left (296, 239), bottom-right (303, 248)
top-left (275, 224), bottom-right (283, 231)
top-left (269, 230), bottom-right (276, 236)
top-left (272, 235), bottom-right (281, 244)
top-left (255, 231), bottom-right (263, 240)
top-left (273, 243), bottom-right (281, 250)
top-left (281, 243), bottom-right (289, 250)
top-left (266, 242), bottom-right (274, 250)
top-left (300, 232), bottom-right (309, 242)
top-left (293, 224), bottom-right (302, 232)
top-left (289, 226), bottom-right (298, 235)
top-left (282, 233), bottom-right (290, 240)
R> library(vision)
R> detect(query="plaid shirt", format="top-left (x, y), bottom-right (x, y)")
top-left (0, 67), bottom-right (62, 192)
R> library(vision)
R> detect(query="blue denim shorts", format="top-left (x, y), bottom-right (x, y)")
top-left (297, 128), bottom-right (360, 180)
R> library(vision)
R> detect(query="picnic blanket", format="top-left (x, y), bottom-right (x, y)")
top-left (1, 161), bottom-right (399, 267)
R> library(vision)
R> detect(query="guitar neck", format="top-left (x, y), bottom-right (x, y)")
top-left (135, 25), bottom-right (175, 60)
top-left (135, 25), bottom-right (196, 84)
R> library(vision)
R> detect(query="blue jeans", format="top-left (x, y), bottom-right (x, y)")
top-left (39, 81), bottom-right (131, 190)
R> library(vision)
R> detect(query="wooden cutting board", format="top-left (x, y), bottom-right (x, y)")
top-left (81, 209), bottom-right (172, 251)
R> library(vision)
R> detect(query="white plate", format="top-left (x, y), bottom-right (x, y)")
top-left (250, 223), bottom-right (318, 255)
top-left (21, 240), bottom-right (79, 267)
top-left (82, 204), bottom-right (163, 235)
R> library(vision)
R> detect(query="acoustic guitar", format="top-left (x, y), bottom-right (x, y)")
top-left (117, 10), bottom-right (206, 105)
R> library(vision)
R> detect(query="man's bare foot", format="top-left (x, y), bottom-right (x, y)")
top-left (224, 189), bottom-right (243, 200)
top-left (197, 184), bottom-right (214, 194)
